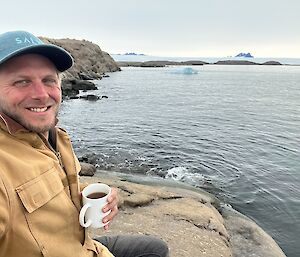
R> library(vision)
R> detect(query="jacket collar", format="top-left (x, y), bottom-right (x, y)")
top-left (0, 112), bottom-right (28, 135)
top-left (0, 112), bottom-right (58, 136)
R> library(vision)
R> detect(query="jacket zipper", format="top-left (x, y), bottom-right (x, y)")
top-left (55, 151), bottom-right (65, 170)
top-left (39, 131), bottom-right (65, 170)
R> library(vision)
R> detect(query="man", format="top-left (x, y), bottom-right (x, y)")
top-left (0, 30), bottom-right (169, 257)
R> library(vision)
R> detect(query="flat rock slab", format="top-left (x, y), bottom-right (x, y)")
top-left (81, 175), bottom-right (232, 257)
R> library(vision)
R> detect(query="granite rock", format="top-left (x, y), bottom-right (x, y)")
top-left (40, 37), bottom-right (121, 98)
top-left (79, 169), bottom-right (286, 257)
top-left (40, 37), bottom-right (120, 80)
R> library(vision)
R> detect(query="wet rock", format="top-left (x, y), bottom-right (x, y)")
top-left (68, 79), bottom-right (97, 91)
top-left (80, 95), bottom-right (100, 101)
top-left (78, 154), bottom-right (99, 165)
top-left (79, 162), bottom-right (96, 176)
top-left (61, 79), bottom-right (98, 99)
top-left (79, 73), bottom-right (97, 80)
top-left (69, 96), bottom-right (80, 99)
top-left (61, 87), bottom-right (79, 99)
top-left (222, 207), bottom-right (286, 257)
top-left (60, 79), bottom-right (95, 98)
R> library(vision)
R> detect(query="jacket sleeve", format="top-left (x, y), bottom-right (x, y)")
top-left (0, 175), bottom-right (9, 238)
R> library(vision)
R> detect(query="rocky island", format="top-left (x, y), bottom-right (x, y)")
top-left (235, 52), bottom-right (254, 58)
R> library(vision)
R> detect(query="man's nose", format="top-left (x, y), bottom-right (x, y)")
top-left (31, 81), bottom-right (49, 100)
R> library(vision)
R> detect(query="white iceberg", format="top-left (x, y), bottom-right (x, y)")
top-left (170, 67), bottom-right (199, 75)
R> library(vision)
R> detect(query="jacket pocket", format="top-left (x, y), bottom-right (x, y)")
top-left (15, 167), bottom-right (63, 213)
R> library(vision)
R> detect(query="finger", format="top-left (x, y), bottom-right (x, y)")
top-left (106, 205), bottom-right (119, 220)
top-left (102, 198), bottom-right (118, 213)
top-left (107, 188), bottom-right (118, 203)
top-left (103, 224), bottom-right (109, 230)
top-left (102, 206), bottom-right (118, 223)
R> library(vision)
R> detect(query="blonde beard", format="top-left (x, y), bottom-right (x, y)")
top-left (0, 104), bottom-right (60, 134)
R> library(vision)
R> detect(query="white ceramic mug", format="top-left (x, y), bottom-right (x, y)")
top-left (79, 183), bottom-right (111, 228)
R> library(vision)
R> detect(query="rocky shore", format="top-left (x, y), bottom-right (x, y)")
top-left (80, 163), bottom-right (286, 257)
top-left (40, 37), bottom-right (121, 99)
top-left (41, 37), bottom-right (120, 79)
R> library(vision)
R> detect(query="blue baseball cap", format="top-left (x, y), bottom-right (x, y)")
top-left (0, 30), bottom-right (73, 72)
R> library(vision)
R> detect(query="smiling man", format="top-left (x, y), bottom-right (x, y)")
top-left (0, 31), bottom-right (168, 257)
top-left (0, 54), bottom-right (61, 136)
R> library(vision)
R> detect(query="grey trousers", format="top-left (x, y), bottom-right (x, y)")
top-left (94, 235), bottom-right (169, 257)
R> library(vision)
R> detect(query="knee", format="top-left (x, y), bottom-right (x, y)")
top-left (147, 236), bottom-right (169, 257)
top-left (158, 240), bottom-right (169, 257)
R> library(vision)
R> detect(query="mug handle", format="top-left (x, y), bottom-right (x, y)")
top-left (79, 203), bottom-right (92, 227)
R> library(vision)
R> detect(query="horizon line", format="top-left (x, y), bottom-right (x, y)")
top-left (111, 53), bottom-right (300, 60)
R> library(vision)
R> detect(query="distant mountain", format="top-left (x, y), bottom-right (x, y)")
top-left (123, 52), bottom-right (146, 56)
top-left (235, 52), bottom-right (254, 58)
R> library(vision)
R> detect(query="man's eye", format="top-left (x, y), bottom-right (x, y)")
top-left (44, 78), bottom-right (58, 86)
top-left (14, 80), bottom-right (30, 86)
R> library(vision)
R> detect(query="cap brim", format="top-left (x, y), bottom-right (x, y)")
top-left (0, 44), bottom-right (73, 72)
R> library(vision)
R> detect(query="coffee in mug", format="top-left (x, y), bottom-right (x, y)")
top-left (87, 192), bottom-right (107, 199)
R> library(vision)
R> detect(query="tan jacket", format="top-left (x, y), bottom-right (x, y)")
top-left (0, 114), bottom-right (113, 257)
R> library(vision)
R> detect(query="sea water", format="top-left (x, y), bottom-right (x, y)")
top-left (59, 64), bottom-right (300, 257)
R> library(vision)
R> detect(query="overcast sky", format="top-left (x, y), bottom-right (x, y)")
top-left (1, 0), bottom-right (299, 58)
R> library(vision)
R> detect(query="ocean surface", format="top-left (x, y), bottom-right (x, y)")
top-left (59, 64), bottom-right (300, 257)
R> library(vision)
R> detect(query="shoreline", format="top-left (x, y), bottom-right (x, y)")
top-left (80, 165), bottom-right (287, 257)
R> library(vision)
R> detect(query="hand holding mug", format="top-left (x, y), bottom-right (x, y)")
top-left (101, 187), bottom-right (119, 230)
top-left (79, 183), bottom-right (113, 228)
